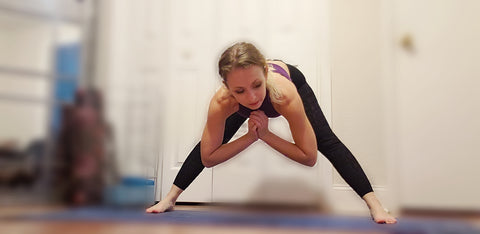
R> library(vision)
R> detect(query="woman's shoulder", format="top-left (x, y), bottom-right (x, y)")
top-left (269, 77), bottom-right (297, 108)
top-left (210, 85), bottom-right (239, 115)
top-left (267, 59), bottom-right (290, 76)
top-left (213, 85), bottom-right (232, 102)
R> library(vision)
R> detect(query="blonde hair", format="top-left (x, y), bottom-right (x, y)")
top-left (218, 42), bottom-right (284, 103)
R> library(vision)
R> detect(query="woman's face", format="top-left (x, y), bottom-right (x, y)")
top-left (225, 65), bottom-right (267, 110)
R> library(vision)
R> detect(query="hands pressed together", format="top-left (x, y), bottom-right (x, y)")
top-left (247, 110), bottom-right (269, 141)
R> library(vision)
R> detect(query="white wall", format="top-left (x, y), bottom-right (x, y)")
top-left (326, 0), bottom-right (401, 214)
top-left (0, 11), bottom-right (52, 148)
top-left (94, 0), bottom-right (165, 179)
top-left (331, 0), bottom-right (387, 187)
top-left (331, 0), bottom-right (480, 211)
top-left (0, 12), bottom-right (83, 148)
top-left (394, 0), bottom-right (480, 210)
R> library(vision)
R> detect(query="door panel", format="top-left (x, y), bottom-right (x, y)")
top-left (394, 0), bottom-right (480, 209)
top-left (160, 0), bottom-right (217, 202)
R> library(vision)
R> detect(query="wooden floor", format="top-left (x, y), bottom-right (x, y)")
top-left (1, 204), bottom-right (479, 234)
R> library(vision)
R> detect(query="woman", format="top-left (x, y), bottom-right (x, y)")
top-left (147, 42), bottom-right (397, 224)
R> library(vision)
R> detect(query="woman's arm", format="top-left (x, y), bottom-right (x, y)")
top-left (200, 87), bottom-right (259, 168)
top-left (251, 80), bottom-right (317, 167)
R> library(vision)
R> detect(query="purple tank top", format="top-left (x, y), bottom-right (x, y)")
top-left (237, 63), bottom-right (292, 118)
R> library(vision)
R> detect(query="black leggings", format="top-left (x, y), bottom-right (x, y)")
top-left (174, 64), bottom-right (373, 198)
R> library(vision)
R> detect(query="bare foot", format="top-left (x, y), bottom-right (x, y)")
top-left (145, 185), bottom-right (183, 213)
top-left (370, 207), bottom-right (398, 224)
top-left (146, 199), bottom-right (175, 213)
top-left (362, 192), bottom-right (397, 224)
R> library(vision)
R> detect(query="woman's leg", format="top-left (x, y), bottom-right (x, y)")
top-left (298, 83), bottom-right (373, 197)
top-left (288, 64), bottom-right (396, 224)
top-left (146, 113), bottom-right (247, 213)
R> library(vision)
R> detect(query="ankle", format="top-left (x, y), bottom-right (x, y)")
top-left (166, 185), bottom-right (183, 202)
top-left (362, 192), bottom-right (383, 210)
top-left (163, 194), bottom-right (177, 203)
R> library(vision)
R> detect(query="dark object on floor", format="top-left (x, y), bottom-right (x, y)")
top-left (54, 87), bottom-right (117, 206)
top-left (0, 139), bottom-right (45, 187)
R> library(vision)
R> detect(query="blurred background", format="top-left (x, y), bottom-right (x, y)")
top-left (0, 0), bottom-right (479, 216)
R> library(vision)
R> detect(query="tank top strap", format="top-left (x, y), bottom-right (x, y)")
top-left (268, 62), bottom-right (291, 81)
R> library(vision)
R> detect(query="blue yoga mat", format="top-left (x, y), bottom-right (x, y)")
top-left (16, 207), bottom-right (480, 234)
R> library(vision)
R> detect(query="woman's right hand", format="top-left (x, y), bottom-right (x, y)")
top-left (247, 117), bottom-right (259, 141)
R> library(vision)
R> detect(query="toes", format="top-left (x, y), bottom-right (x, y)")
top-left (387, 218), bottom-right (398, 224)
top-left (145, 203), bottom-right (174, 214)
top-left (376, 219), bottom-right (386, 224)
top-left (146, 207), bottom-right (159, 213)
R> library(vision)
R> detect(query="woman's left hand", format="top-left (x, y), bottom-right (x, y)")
top-left (249, 110), bottom-right (269, 139)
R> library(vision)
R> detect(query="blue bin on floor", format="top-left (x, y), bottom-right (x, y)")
top-left (103, 177), bottom-right (155, 207)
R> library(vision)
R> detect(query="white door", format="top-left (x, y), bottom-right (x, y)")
top-left (160, 0), bottom-right (327, 204)
top-left (160, 0), bottom-right (219, 202)
top-left (328, 0), bottom-right (396, 214)
top-left (211, 0), bottom-right (324, 206)
top-left (393, 0), bottom-right (480, 210)
top-left (160, 0), bottom-right (394, 215)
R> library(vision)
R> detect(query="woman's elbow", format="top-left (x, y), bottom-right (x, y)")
top-left (201, 154), bottom-right (215, 168)
top-left (201, 157), bottom-right (213, 168)
top-left (304, 152), bottom-right (317, 167)
top-left (204, 163), bottom-right (215, 168)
